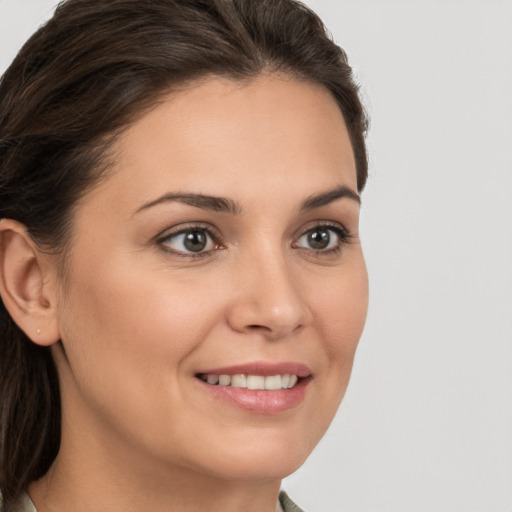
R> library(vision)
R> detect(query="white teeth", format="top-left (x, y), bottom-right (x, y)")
top-left (218, 374), bottom-right (231, 386)
top-left (207, 374), bottom-right (219, 385)
top-left (231, 374), bottom-right (247, 388)
top-left (201, 373), bottom-right (300, 390)
top-left (265, 375), bottom-right (282, 390)
top-left (247, 375), bottom-right (265, 390)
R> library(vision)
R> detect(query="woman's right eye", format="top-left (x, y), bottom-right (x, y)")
top-left (158, 227), bottom-right (219, 256)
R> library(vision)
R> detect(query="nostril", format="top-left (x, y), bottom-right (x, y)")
top-left (243, 322), bottom-right (304, 339)
top-left (247, 324), bottom-right (269, 330)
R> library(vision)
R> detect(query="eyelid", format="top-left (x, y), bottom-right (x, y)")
top-left (156, 222), bottom-right (224, 257)
top-left (292, 221), bottom-right (352, 253)
top-left (293, 220), bottom-right (350, 240)
top-left (153, 220), bottom-right (352, 259)
top-left (156, 221), bottom-right (222, 241)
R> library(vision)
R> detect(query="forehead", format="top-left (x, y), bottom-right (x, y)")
top-left (84, 74), bottom-right (357, 216)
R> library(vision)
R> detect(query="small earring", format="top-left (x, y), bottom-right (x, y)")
top-left (36, 328), bottom-right (41, 335)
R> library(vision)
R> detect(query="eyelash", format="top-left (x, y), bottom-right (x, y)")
top-left (156, 221), bottom-right (352, 259)
top-left (293, 222), bottom-right (352, 257)
top-left (156, 222), bottom-right (224, 259)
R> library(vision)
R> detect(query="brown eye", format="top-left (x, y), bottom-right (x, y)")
top-left (161, 228), bottom-right (215, 254)
top-left (183, 230), bottom-right (208, 252)
top-left (295, 225), bottom-right (348, 252)
top-left (306, 228), bottom-right (331, 250)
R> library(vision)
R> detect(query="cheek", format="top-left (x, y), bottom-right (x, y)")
top-left (60, 267), bottom-right (219, 362)
top-left (56, 253), bottom-right (225, 408)
top-left (308, 260), bottom-right (368, 402)
top-left (55, 257), bottom-right (231, 458)
top-left (315, 259), bottom-right (368, 348)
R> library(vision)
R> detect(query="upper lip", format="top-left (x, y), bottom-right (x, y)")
top-left (196, 361), bottom-right (312, 378)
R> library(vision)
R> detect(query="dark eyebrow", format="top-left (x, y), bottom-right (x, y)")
top-left (134, 193), bottom-right (242, 215)
top-left (300, 185), bottom-right (361, 211)
top-left (134, 185), bottom-right (359, 216)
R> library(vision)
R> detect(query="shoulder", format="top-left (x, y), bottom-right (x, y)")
top-left (279, 490), bottom-right (306, 512)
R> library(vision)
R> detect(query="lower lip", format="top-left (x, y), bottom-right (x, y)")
top-left (197, 377), bottom-right (311, 414)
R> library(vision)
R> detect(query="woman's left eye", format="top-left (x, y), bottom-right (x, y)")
top-left (294, 225), bottom-right (347, 252)
top-left (159, 228), bottom-right (217, 255)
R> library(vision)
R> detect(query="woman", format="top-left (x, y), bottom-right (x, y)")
top-left (0, 0), bottom-right (369, 511)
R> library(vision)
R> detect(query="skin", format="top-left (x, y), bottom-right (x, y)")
top-left (0, 74), bottom-right (368, 512)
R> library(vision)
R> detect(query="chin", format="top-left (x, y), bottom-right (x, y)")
top-left (204, 450), bottom-right (309, 482)
top-left (184, 423), bottom-right (323, 483)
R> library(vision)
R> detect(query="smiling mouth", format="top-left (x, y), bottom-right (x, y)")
top-left (197, 373), bottom-right (300, 390)
top-left (195, 364), bottom-right (312, 413)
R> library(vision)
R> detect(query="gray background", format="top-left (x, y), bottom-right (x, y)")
top-left (1, 1), bottom-right (511, 511)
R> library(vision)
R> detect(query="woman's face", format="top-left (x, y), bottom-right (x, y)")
top-left (51, 75), bottom-right (368, 482)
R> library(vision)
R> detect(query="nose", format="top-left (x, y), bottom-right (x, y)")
top-left (226, 253), bottom-right (312, 340)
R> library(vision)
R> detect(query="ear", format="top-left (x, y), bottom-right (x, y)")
top-left (0, 219), bottom-right (60, 346)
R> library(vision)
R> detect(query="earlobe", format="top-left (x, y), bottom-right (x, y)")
top-left (0, 219), bottom-right (60, 346)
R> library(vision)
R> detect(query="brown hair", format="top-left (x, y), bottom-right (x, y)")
top-left (0, 0), bottom-right (368, 507)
